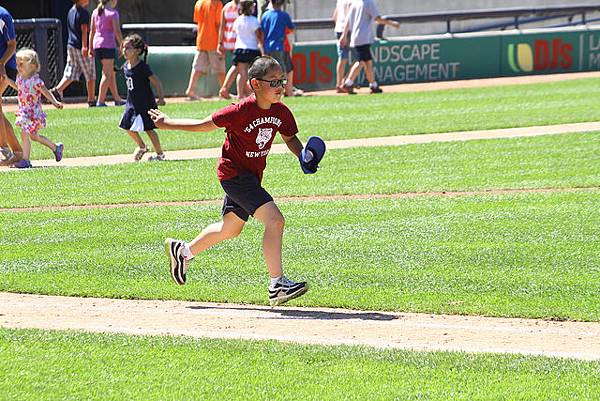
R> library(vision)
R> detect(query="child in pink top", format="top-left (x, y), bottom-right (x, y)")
top-left (5, 49), bottom-right (64, 169)
top-left (89, 0), bottom-right (125, 106)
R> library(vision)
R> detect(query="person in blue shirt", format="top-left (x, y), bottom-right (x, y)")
top-left (52, 0), bottom-right (97, 107)
top-left (260, 0), bottom-right (294, 74)
top-left (0, 6), bottom-right (23, 166)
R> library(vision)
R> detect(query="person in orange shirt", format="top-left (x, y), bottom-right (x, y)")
top-left (185, 0), bottom-right (226, 100)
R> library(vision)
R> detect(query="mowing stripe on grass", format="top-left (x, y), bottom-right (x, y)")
top-left (2, 191), bottom-right (599, 320)
top-left (2, 122), bottom-right (600, 169)
top-left (2, 327), bottom-right (598, 401)
top-left (2, 132), bottom-right (598, 208)
top-left (1, 186), bottom-right (598, 213)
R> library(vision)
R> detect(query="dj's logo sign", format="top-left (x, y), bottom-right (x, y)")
top-left (508, 39), bottom-right (572, 73)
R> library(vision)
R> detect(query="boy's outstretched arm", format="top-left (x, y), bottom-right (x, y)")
top-left (282, 134), bottom-right (303, 158)
top-left (148, 109), bottom-right (218, 132)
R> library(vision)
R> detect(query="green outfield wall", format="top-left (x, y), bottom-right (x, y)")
top-left (135, 26), bottom-right (600, 96)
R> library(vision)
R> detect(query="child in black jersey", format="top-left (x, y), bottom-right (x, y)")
top-left (119, 34), bottom-right (166, 161)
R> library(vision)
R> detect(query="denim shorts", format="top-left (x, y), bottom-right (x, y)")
top-left (336, 32), bottom-right (349, 60)
top-left (220, 172), bottom-right (273, 221)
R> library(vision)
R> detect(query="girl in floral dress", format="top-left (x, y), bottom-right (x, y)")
top-left (5, 48), bottom-right (64, 168)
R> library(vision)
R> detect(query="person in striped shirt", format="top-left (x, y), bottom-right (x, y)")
top-left (217, 0), bottom-right (240, 99)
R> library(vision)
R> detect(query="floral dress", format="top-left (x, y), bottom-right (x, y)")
top-left (15, 73), bottom-right (47, 135)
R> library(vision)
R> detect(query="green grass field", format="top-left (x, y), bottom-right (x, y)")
top-left (2, 80), bottom-right (600, 400)
top-left (1, 329), bottom-right (599, 401)
top-left (2, 191), bottom-right (600, 320)
top-left (6, 77), bottom-right (600, 159)
top-left (1, 132), bottom-right (599, 207)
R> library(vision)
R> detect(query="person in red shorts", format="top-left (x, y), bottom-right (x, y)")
top-left (149, 56), bottom-right (324, 306)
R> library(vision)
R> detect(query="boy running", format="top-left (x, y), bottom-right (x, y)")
top-left (149, 56), bottom-right (321, 306)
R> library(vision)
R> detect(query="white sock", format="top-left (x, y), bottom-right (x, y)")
top-left (370, 81), bottom-right (379, 89)
top-left (182, 243), bottom-right (193, 260)
top-left (270, 276), bottom-right (282, 288)
top-left (344, 78), bottom-right (354, 87)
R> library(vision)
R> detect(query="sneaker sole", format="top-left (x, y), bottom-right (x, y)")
top-left (164, 238), bottom-right (186, 285)
top-left (269, 285), bottom-right (309, 306)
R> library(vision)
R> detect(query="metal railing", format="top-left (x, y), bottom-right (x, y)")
top-left (15, 18), bottom-right (64, 85)
top-left (288, 5), bottom-right (600, 35)
top-left (375, 5), bottom-right (600, 37)
top-left (123, 5), bottom-right (600, 46)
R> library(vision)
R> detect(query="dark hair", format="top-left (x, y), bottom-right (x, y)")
top-left (96, 0), bottom-right (110, 16)
top-left (123, 33), bottom-right (148, 63)
top-left (271, 0), bottom-right (286, 7)
top-left (239, 0), bottom-right (254, 16)
top-left (248, 56), bottom-right (282, 81)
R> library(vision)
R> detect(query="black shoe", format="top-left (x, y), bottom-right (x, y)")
top-left (269, 277), bottom-right (308, 306)
top-left (88, 101), bottom-right (96, 108)
top-left (370, 86), bottom-right (383, 94)
top-left (165, 238), bottom-right (188, 285)
top-left (51, 88), bottom-right (62, 102)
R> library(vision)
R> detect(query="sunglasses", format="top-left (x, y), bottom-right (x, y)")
top-left (256, 78), bottom-right (288, 88)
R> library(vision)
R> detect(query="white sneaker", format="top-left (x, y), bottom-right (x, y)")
top-left (165, 238), bottom-right (189, 285)
top-left (269, 277), bottom-right (308, 306)
top-left (148, 153), bottom-right (165, 161)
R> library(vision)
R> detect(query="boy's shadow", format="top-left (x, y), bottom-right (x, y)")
top-left (186, 305), bottom-right (398, 321)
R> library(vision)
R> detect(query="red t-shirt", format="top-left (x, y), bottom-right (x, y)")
top-left (212, 96), bottom-right (299, 182)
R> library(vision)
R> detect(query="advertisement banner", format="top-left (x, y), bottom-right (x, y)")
top-left (291, 36), bottom-right (501, 91)
top-left (147, 27), bottom-right (600, 96)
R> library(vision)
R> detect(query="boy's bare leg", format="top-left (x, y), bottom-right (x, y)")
top-left (189, 212), bottom-right (245, 256)
top-left (145, 129), bottom-right (162, 154)
top-left (253, 201), bottom-right (285, 279)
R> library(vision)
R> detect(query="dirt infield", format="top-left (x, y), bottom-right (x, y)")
top-left (2, 292), bottom-right (599, 361)
top-left (2, 121), bottom-right (600, 170)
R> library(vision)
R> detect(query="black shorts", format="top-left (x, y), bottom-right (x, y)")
top-left (220, 172), bottom-right (273, 221)
top-left (352, 44), bottom-right (372, 62)
top-left (233, 48), bottom-right (261, 65)
top-left (95, 48), bottom-right (116, 60)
